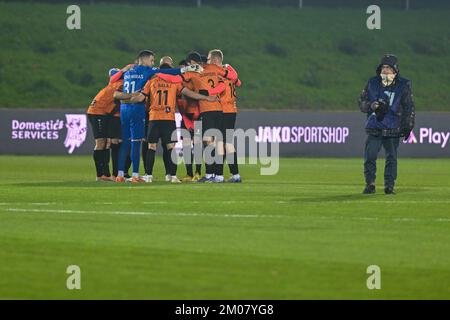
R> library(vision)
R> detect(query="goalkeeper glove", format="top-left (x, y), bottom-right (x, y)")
top-left (181, 64), bottom-right (203, 74)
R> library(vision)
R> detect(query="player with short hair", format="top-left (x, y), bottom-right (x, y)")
top-left (87, 67), bottom-right (129, 181)
top-left (176, 59), bottom-right (203, 182)
top-left (158, 50), bottom-right (238, 183)
top-left (115, 63), bottom-right (217, 183)
top-left (160, 56), bottom-right (174, 67)
top-left (107, 69), bottom-right (125, 180)
top-left (215, 62), bottom-right (242, 183)
top-left (194, 49), bottom-right (238, 183)
top-left (159, 57), bottom-right (176, 182)
top-left (150, 57), bottom-right (175, 182)
top-left (113, 50), bottom-right (202, 183)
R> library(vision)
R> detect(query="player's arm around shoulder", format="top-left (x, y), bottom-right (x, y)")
top-left (109, 64), bottom-right (134, 84)
top-left (128, 91), bottom-right (147, 103)
top-left (222, 64), bottom-right (238, 81)
top-left (113, 91), bottom-right (131, 101)
top-left (181, 86), bottom-right (219, 102)
top-left (208, 79), bottom-right (226, 96)
top-left (180, 71), bottom-right (200, 82)
top-left (128, 80), bottom-right (152, 103)
top-left (155, 73), bottom-right (183, 83)
top-left (113, 87), bottom-right (147, 104)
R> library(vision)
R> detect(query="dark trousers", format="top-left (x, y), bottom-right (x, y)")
top-left (364, 134), bottom-right (400, 187)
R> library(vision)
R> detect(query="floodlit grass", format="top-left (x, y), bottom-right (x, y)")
top-left (0, 155), bottom-right (449, 299)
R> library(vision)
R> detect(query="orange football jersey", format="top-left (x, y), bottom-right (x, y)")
top-left (87, 80), bottom-right (123, 116)
top-left (182, 64), bottom-right (226, 113)
top-left (142, 77), bottom-right (183, 121)
top-left (182, 79), bottom-right (200, 114)
top-left (221, 78), bottom-right (238, 113)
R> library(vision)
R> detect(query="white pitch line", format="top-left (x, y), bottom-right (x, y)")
top-left (3, 208), bottom-right (268, 219)
top-left (142, 201), bottom-right (169, 204)
top-left (1, 208), bottom-right (450, 223)
top-left (1, 199), bottom-right (450, 207)
top-left (298, 200), bottom-right (450, 204)
top-left (92, 199), bottom-right (450, 205)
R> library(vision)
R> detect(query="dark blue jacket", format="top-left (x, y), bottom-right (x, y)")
top-left (359, 75), bottom-right (415, 136)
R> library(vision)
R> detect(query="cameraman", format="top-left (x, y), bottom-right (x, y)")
top-left (358, 54), bottom-right (415, 195)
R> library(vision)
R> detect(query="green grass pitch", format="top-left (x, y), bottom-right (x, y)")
top-left (0, 155), bottom-right (449, 299)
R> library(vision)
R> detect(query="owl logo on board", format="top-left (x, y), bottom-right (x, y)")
top-left (64, 114), bottom-right (87, 154)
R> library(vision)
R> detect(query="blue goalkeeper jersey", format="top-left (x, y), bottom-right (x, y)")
top-left (122, 65), bottom-right (181, 105)
top-left (120, 65), bottom-right (182, 140)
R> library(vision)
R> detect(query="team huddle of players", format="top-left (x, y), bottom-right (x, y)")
top-left (86, 49), bottom-right (242, 183)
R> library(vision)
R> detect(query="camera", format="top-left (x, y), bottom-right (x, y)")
top-left (375, 98), bottom-right (389, 121)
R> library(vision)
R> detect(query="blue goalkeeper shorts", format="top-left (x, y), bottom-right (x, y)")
top-left (120, 103), bottom-right (146, 141)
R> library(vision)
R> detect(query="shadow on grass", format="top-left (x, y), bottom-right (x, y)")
top-left (290, 193), bottom-right (369, 203)
top-left (289, 188), bottom-right (426, 203)
top-left (9, 181), bottom-right (128, 188)
top-left (8, 181), bottom-right (212, 188)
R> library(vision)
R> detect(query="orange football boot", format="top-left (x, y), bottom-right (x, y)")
top-left (130, 176), bottom-right (145, 183)
top-left (115, 176), bottom-right (126, 183)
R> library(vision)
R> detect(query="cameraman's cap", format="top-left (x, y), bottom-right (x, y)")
top-left (379, 54), bottom-right (399, 73)
top-left (186, 52), bottom-right (202, 64)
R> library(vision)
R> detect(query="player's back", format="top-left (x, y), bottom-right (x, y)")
top-left (122, 65), bottom-right (156, 99)
top-left (145, 77), bottom-right (182, 121)
top-left (87, 80), bottom-right (123, 115)
top-left (187, 64), bottom-right (224, 113)
top-left (182, 79), bottom-right (199, 114)
top-left (221, 78), bottom-right (238, 113)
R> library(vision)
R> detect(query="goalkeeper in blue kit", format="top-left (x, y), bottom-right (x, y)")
top-left (113, 50), bottom-right (202, 182)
